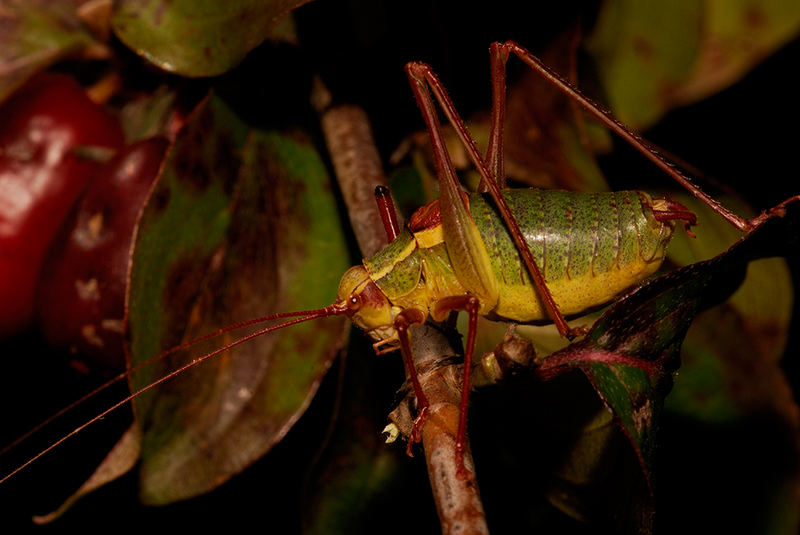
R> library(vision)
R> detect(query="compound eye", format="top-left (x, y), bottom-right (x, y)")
top-left (347, 293), bottom-right (362, 311)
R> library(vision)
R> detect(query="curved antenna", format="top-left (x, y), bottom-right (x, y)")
top-left (0, 303), bottom-right (348, 484)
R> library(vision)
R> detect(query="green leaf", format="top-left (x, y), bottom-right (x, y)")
top-left (587, 0), bottom-right (800, 129)
top-left (111, 0), bottom-right (311, 77)
top-left (673, 0), bottom-right (800, 106)
top-left (123, 93), bottom-right (349, 504)
top-left (0, 0), bottom-right (93, 103)
top-left (585, 0), bottom-right (703, 129)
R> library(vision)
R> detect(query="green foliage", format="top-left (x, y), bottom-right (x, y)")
top-left (587, 0), bottom-right (800, 129)
top-left (111, 0), bottom-right (309, 77)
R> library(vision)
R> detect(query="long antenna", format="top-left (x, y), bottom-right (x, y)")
top-left (0, 304), bottom-right (348, 485)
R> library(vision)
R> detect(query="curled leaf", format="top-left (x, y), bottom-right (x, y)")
top-left (539, 196), bottom-right (800, 490)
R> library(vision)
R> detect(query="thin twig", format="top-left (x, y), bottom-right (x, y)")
top-left (312, 77), bottom-right (393, 257)
top-left (411, 324), bottom-right (489, 535)
top-left (313, 80), bottom-right (488, 534)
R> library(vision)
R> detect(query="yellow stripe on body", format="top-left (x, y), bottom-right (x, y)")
top-left (413, 224), bottom-right (444, 249)
top-left (367, 237), bottom-right (418, 281)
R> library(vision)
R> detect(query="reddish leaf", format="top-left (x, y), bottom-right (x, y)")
top-left (539, 197), bottom-right (799, 491)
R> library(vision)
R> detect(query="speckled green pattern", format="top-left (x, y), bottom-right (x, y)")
top-left (541, 189), bottom-right (571, 280)
top-left (633, 195), bottom-right (665, 262)
top-left (469, 189), bottom-right (671, 321)
top-left (361, 188), bottom-right (669, 322)
top-left (616, 190), bottom-right (639, 267)
top-left (363, 228), bottom-right (422, 301)
top-left (565, 191), bottom-right (595, 278)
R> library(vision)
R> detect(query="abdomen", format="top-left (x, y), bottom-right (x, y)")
top-left (468, 189), bottom-right (674, 322)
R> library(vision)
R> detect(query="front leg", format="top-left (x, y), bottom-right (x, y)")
top-left (393, 308), bottom-right (429, 455)
top-left (432, 295), bottom-right (481, 479)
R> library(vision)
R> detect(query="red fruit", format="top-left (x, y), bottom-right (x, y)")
top-left (37, 137), bottom-right (169, 373)
top-left (0, 73), bottom-right (124, 336)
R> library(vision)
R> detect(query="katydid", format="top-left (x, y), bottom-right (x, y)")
top-left (2, 40), bottom-right (765, 490)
